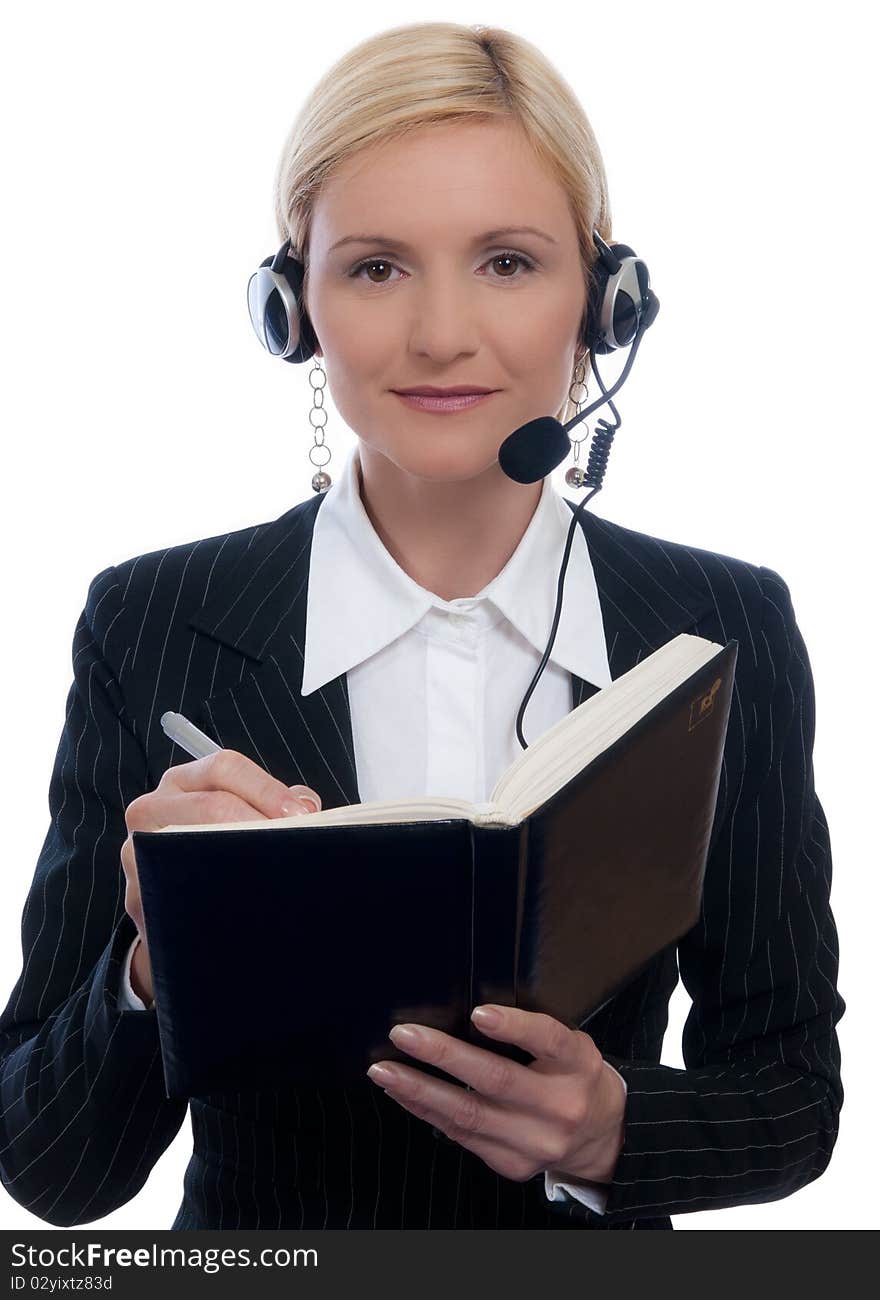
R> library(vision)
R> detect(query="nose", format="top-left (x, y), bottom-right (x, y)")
top-left (406, 268), bottom-right (483, 361)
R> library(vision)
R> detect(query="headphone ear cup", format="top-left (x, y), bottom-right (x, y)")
top-left (276, 255), bottom-right (320, 364)
top-left (582, 241), bottom-right (652, 355)
top-left (250, 253), bottom-right (320, 363)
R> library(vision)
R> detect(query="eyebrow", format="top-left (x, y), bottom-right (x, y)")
top-left (327, 225), bottom-right (558, 254)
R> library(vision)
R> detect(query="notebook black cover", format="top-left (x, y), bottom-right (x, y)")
top-left (133, 639), bottom-right (737, 1098)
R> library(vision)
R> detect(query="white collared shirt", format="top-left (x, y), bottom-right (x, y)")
top-left (119, 441), bottom-right (624, 1213)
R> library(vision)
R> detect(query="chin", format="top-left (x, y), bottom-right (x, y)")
top-left (385, 443), bottom-right (504, 485)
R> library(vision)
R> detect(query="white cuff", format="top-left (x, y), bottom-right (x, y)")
top-left (542, 1063), bottom-right (628, 1216)
top-left (117, 934), bottom-right (152, 1011)
top-left (544, 1169), bottom-right (610, 1214)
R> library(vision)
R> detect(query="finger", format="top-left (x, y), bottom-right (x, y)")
top-left (386, 1088), bottom-right (540, 1183)
top-left (386, 1023), bottom-right (556, 1112)
top-left (469, 1005), bottom-right (586, 1072)
top-left (120, 840), bottom-right (145, 931)
top-left (369, 1062), bottom-right (555, 1171)
top-left (126, 787), bottom-right (280, 833)
top-left (159, 748), bottom-right (321, 818)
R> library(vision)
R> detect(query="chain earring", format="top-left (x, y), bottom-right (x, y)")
top-left (308, 357), bottom-right (332, 493)
top-left (564, 351), bottom-right (590, 488)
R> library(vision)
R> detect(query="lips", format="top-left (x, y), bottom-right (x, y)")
top-left (392, 386), bottom-right (497, 396)
top-left (392, 390), bottom-right (499, 413)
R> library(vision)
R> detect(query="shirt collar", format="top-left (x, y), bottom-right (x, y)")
top-left (301, 443), bottom-right (612, 697)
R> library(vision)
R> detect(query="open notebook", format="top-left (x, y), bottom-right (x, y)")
top-left (133, 633), bottom-right (738, 1097)
top-left (161, 632), bottom-right (734, 832)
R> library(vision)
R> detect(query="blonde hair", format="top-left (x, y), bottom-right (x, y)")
top-left (273, 21), bottom-right (612, 425)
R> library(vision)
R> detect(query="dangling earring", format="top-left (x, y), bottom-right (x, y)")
top-left (308, 356), bottom-right (332, 493)
top-left (564, 349), bottom-right (590, 489)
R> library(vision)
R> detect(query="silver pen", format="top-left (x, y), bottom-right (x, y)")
top-left (160, 710), bottom-right (319, 814)
top-left (160, 711), bottom-right (221, 760)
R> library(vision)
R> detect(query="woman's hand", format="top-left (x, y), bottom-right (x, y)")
top-left (367, 1005), bottom-right (626, 1186)
top-left (120, 749), bottom-right (321, 1004)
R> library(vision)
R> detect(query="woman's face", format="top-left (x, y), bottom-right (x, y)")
top-left (304, 117), bottom-right (587, 484)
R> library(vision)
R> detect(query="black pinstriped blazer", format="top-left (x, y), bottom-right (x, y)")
top-left (0, 490), bottom-right (844, 1229)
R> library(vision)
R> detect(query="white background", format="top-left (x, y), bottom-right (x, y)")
top-left (1, 0), bottom-right (875, 1230)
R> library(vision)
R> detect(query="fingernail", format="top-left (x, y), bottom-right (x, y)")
top-left (389, 1024), bottom-right (421, 1046)
top-left (279, 798), bottom-right (315, 816)
top-left (471, 1006), bottom-right (501, 1027)
top-left (367, 1063), bottom-right (397, 1085)
top-left (289, 787), bottom-right (320, 813)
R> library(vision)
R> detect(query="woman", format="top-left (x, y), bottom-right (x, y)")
top-left (0, 22), bottom-right (843, 1230)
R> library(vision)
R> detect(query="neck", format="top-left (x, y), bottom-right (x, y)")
top-left (355, 443), bottom-right (544, 602)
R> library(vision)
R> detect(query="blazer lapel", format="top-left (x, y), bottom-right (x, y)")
top-left (565, 499), bottom-right (715, 706)
top-left (187, 493), bottom-right (362, 810)
top-left (185, 492), bottom-right (715, 811)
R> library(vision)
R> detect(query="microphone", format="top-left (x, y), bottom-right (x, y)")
top-left (499, 310), bottom-right (655, 749)
top-left (498, 417), bottom-right (572, 485)
top-left (498, 307), bottom-right (652, 485)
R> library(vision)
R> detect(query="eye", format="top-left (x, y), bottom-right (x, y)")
top-left (349, 258), bottom-right (401, 285)
top-left (348, 250), bottom-right (537, 285)
top-left (480, 251), bottom-right (537, 280)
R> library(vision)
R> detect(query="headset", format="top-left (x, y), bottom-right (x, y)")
top-left (247, 230), bottom-right (659, 748)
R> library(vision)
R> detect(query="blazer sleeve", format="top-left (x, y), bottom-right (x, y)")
top-left (546, 564), bottom-right (845, 1224)
top-left (0, 565), bottom-right (187, 1226)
